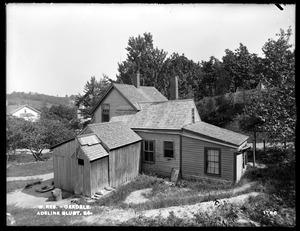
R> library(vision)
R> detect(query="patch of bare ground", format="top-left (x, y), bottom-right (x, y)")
top-left (7, 178), bottom-right (73, 209)
top-left (124, 188), bottom-right (152, 205)
top-left (6, 173), bottom-right (54, 182)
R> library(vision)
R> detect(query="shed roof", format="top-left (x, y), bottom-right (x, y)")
top-left (92, 83), bottom-right (168, 113)
top-left (183, 121), bottom-right (249, 146)
top-left (110, 99), bottom-right (198, 130)
top-left (86, 121), bottom-right (142, 150)
top-left (80, 143), bottom-right (108, 161)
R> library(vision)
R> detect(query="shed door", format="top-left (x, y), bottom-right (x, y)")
top-left (77, 158), bottom-right (85, 195)
top-left (90, 157), bottom-right (109, 196)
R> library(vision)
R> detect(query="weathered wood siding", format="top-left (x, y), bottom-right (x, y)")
top-left (109, 142), bottom-right (141, 188)
top-left (53, 139), bottom-right (75, 192)
top-left (74, 147), bottom-right (91, 197)
top-left (90, 157), bottom-right (109, 196)
top-left (136, 131), bottom-right (180, 177)
top-left (93, 89), bottom-right (136, 123)
top-left (182, 135), bottom-right (237, 182)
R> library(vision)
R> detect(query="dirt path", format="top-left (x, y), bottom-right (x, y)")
top-left (72, 192), bottom-right (261, 225)
top-left (6, 173), bottom-right (54, 182)
top-left (7, 176), bottom-right (73, 209)
top-left (124, 188), bottom-right (152, 204)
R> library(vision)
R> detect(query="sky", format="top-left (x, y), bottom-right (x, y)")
top-left (6, 3), bottom-right (295, 97)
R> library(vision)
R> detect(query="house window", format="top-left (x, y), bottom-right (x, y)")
top-left (143, 140), bottom-right (154, 163)
top-left (205, 148), bottom-right (221, 175)
top-left (78, 158), bottom-right (84, 166)
top-left (192, 108), bottom-right (195, 123)
top-left (102, 104), bottom-right (110, 122)
top-left (164, 141), bottom-right (174, 158)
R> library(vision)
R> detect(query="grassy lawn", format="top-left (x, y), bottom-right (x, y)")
top-left (7, 158), bottom-right (53, 177)
top-left (7, 178), bottom-right (43, 193)
top-left (7, 152), bottom-right (53, 164)
top-left (93, 173), bottom-right (258, 211)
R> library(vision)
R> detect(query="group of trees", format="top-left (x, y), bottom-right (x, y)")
top-left (7, 91), bottom-right (76, 107)
top-left (6, 104), bottom-right (79, 161)
top-left (116, 32), bottom-right (265, 101)
top-left (68, 27), bottom-right (296, 150)
top-left (238, 28), bottom-right (295, 145)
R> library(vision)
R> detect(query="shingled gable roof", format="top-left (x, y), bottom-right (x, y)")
top-left (84, 121), bottom-right (142, 150)
top-left (110, 99), bottom-right (200, 130)
top-left (91, 83), bottom-right (168, 113)
top-left (183, 121), bottom-right (249, 147)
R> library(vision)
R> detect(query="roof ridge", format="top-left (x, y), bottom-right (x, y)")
top-left (169, 98), bottom-right (194, 102)
top-left (87, 121), bottom-right (123, 127)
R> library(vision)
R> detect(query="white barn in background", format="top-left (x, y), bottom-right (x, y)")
top-left (9, 105), bottom-right (41, 122)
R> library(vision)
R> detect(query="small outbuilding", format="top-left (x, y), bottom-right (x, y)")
top-left (52, 121), bottom-right (142, 197)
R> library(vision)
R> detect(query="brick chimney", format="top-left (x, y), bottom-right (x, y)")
top-left (133, 71), bottom-right (140, 88)
top-left (170, 76), bottom-right (179, 100)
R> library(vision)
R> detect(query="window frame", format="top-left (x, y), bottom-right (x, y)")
top-left (143, 140), bottom-right (155, 164)
top-left (101, 104), bottom-right (110, 122)
top-left (164, 141), bottom-right (174, 159)
top-left (204, 147), bottom-right (221, 176)
top-left (192, 108), bottom-right (195, 123)
top-left (78, 158), bottom-right (84, 166)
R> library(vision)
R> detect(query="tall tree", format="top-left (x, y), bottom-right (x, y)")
top-left (75, 75), bottom-right (111, 120)
top-left (239, 27), bottom-right (295, 144)
top-left (117, 32), bottom-right (168, 90)
top-left (222, 43), bottom-right (261, 92)
top-left (162, 53), bottom-right (203, 100)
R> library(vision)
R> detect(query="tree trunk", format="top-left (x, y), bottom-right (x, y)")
top-left (30, 149), bottom-right (43, 161)
top-left (253, 131), bottom-right (256, 168)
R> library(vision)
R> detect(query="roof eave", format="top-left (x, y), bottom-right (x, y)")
top-left (182, 127), bottom-right (247, 147)
top-left (91, 83), bottom-right (139, 115)
top-left (91, 84), bottom-right (114, 114)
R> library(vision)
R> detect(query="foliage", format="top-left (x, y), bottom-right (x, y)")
top-left (222, 43), bottom-right (262, 92)
top-left (6, 115), bottom-right (75, 161)
top-left (197, 95), bottom-right (244, 127)
top-left (238, 27), bottom-right (295, 144)
top-left (254, 146), bottom-right (295, 166)
top-left (75, 75), bottom-right (111, 120)
top-left (241, 194), bottom-right (295, 226)
top-left (201, 56), bottom-right (230, 97)
top-left (6, 115), bottom-right (27, 154)
top-left (40, 104), bottom-right (80, 130)
top-left (117, 32), bottom-right (168, 93)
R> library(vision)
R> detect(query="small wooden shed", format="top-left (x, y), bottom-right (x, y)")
top-left (52, 121), bottom-right (142, 197)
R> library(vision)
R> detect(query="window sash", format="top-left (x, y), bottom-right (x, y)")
top-left (164, 141), bottom-right (174, 158)
top-left (205, 149), bottom-right (220, 175)
top-left (101, 104), bottom-right (110, 122)
top-left (143, 140), bottom-right (154, 163)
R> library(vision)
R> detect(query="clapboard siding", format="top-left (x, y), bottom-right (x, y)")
top-left (182, 135), bottom-right (236, 182)
top-left (109, 142), bottom-right (141, 188)
top-left (136, 131), bottom-right (180, 177)
top-left (93, 89), bottom-right (136, 123)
